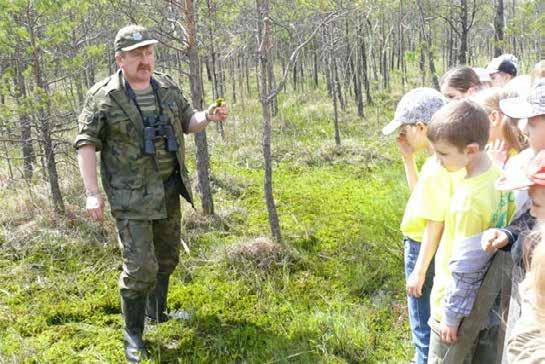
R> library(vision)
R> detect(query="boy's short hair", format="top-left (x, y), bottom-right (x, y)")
top-left (427, 100), bottom-right (490, 151)
top-left (382, 87), bottom-right (447, 135)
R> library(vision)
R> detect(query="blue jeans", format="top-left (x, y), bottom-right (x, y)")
top-left (404, 237), bottom-right (435, 364)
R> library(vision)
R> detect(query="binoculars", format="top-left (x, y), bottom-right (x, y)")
top-left (143, 115), bottom-right (178, 155)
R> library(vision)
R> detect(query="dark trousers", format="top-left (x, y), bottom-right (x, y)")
top-left (116, 183), bottom-right (181, 300)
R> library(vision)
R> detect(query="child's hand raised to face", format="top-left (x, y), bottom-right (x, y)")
top-left (396, 133), bottom-right (414, 159)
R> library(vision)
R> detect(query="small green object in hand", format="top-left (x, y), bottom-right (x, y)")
top-left (215, 97), bottom-right (224, 107)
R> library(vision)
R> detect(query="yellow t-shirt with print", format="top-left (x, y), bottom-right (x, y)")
top-left (430, 164), bottom-right (515, 323)
top-left (400, 156), bottom-right (464, 242)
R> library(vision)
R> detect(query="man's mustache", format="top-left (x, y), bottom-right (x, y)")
top-left (138, 64), bottom-right (151, 71)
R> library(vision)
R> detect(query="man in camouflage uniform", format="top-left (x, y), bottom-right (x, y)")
top-left (74, 25), bottom-right (228, 362)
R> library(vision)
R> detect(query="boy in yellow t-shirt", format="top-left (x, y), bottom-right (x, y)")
top-left (426, 100), bottom-right (514, 363)
top-left (383, 88), bottom-right (454, 364)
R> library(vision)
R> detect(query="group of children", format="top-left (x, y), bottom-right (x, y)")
top-left (385, 54), bottom-right (545, 363)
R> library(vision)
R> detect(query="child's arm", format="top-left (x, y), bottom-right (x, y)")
top-left (440, 264), bottom-right (490, 344)
top-left (397, 134), bottom-right (418, 191)
top-left (440, 211), bottom-right (485, 343)
top-left (481, 228), bottom-right (510, 252)
top-left (443, 261), bottom-right (492, 330)
top-left (481, 209), bottom-right (535, 253)
top-left (406, 220), bottom-right (443, 297)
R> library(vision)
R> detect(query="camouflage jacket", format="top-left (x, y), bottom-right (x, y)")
top-left (74, 70), bottom-right (194, 219)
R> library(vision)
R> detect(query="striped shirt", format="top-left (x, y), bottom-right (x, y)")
top-left (134, 86), bottom-right (177, 181)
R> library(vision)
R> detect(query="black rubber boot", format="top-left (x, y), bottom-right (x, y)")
top-left (146, 274), bottom-right (170, 323)
top-left (121, 295), bottom-right (147, 363)
top-left (146, 274), bottom-right (191, 324)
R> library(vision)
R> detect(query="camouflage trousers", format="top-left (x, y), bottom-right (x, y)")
top-left (116, 183), bottom-right (181, 300)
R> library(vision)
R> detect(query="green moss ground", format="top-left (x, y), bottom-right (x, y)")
top-left (0, 85), bottom-right (420, 363)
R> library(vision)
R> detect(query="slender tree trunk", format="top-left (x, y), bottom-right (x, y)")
top-left (511, 0), bottom-right (516, 53)
top-left (279, 53), bottom-right (286, 84)
top-left (353, 47), bottom-right (364, 117)
top-left (231, 59), bottom-right (237, 105)
top-left (219, 60), bottom-right (226, 97)
top-left (256, 0), bottom-right (281, 242)
top-left (37, 128), bottom-right (46, 182)
top-left (2, 128), bottom-right (14, 179)
top-left (447, 26), bottom-right (453, 67)
top-left (459, 0), bottom-right (469, 64)
top-left (200, 57), bottom-right (207, 101)
top-left (14, 57), bottom-right (35, 180)
top-left (267, 43), bottom-right (278, 116)
top-left (399, 0), bottom-right (407, 91)
top-left (427, 47), bottom-right (440, 91)
top-left (244, 56), bottom-right (251, 97)
top-left (299, 52), bottom-right (304, 92)
top-left (416, 0), bottom-right (440, 90)
top-left (323, 29), bottom-right (333, 97)
top-left (331, 64), bottom-right (341, 146)
top-left (185, 0), bottom-right (214, 215)
top-left (494, 0), bottom-right (504, 57)
top-left (379, 15), bottom-right (390, 91)
top-left (238, 56), bottom-right (245, 104)
top-left (206, 0), bottom-right (224, 140)
top-left (539, 2), bottom-right (545, 59)
top-left (292, 59), bottom-right (297, 92)
top-left (328, 28), bottom-right (341, 146)
top-left (381, 47), bottom-right (389, 90)
top-left (204, 56), bottom-right (212, 81)
top-left (313, 39), bottom-right (319, 88)
top-left (366, 19), bottom-right (379, 82)
top-left (442, 30), bottom-right (447, 71)
top-left (419, 32), bottom-right (426, 86)
top-left (333, 56), bottom-right (345, 111)
top-left (344, 19), bottom-right (353, 96)
top-left (29, 21), bottom-right (64, 215)
top-left (359, 20), bottom-right (372, 105)
top-left (70, 26), bottom-right (85, 105)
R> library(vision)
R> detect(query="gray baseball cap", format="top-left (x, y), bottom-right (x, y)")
top-left (382, 87), bottom-right (447, 135)
top-left (500, 80), bottom-right (545, 119)
top-left (114, 25), bottom-right (158, 53)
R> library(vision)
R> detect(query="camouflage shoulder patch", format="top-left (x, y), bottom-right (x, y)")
top-left (154, 72), bottom-right (178, 89)
top-left (88, 75), bottom-right (113, 97)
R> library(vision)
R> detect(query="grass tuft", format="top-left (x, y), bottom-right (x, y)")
top-left (223, 237), bottom-right (297, 272)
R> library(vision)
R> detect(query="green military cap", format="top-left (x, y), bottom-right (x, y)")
top-left (114, 25), bottom-right (158, 53)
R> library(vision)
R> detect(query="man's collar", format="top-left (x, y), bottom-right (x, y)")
top-left (102, 69), bottom-right (124, 95)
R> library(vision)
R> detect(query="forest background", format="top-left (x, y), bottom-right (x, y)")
top-left (0, 0), bottom-right (544, 362)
